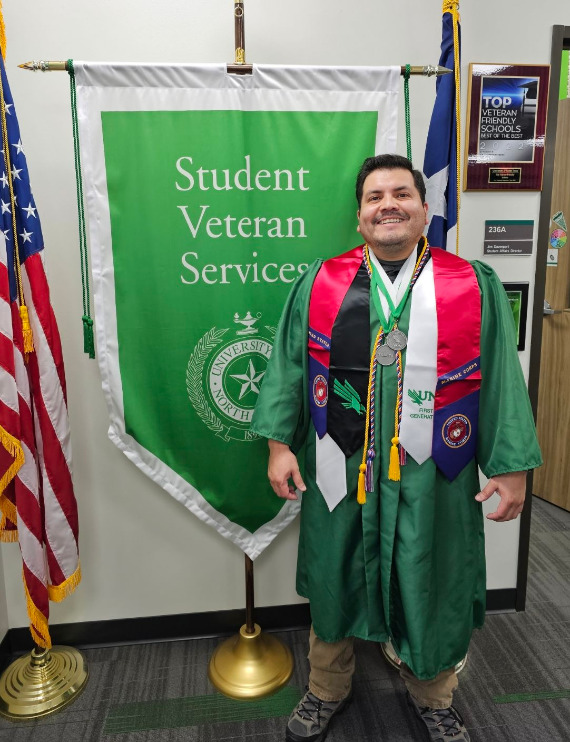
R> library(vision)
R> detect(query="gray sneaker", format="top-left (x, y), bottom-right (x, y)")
top-left (286, 688), bottom-right (351, 742)
top-left (408, 691), bottom-right (471, 741)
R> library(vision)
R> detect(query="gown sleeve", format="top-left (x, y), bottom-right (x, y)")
top-left (473, 261), bottom-right (543, 477)
top-left (250, 260), bottom-right (321, 453)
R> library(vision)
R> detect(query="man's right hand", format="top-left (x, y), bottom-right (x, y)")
top-left (268, 440), bottom-right (306, 500)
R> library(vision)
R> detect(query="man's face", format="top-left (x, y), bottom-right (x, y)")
top-left (357, 168), bottom-right (428, 260)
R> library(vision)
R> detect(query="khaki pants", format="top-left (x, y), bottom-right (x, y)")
top-left (308, 627), bottom-right (458, 709)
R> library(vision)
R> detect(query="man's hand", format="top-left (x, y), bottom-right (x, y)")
top-left (475, 471), bottom-right (527, 522)
top-left (268, 440), bottom-right (306, 500)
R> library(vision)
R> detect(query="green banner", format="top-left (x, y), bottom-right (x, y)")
top-left (76, 63), bottom-right (399, 556)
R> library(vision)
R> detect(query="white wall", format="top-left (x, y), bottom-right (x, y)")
top-left (1, 1), bottom-right (567, 632)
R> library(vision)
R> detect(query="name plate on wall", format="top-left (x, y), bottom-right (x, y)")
top-left (483, 220), bottom-right (534, 255)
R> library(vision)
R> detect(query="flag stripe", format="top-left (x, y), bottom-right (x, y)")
top-left (28, 362), bottom-right (77, 536)
top-left (24, 255), bottom-right (67, 400)
top-left (23, 271), bottom-right (72, 471)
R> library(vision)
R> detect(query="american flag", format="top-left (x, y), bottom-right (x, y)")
top-left (0, 52), bottom-right (80, 648)
top-left (423, 1), bottom-right (461, 252)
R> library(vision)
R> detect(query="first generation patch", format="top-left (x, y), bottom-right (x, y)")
top-left (313, 375), bottom-right (328, 407)
top-left (442, 414), bottom-right (472, 448)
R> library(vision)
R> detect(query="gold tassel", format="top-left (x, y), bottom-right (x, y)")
top-left (357, 463), bottom-right (367, 505)
top-left (20, 304), bottom-right (34, 353)
top-left (388, 436), bottom-right (401, 481)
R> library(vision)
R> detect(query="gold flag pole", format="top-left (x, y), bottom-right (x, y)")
top-left (208, 554), bottom-right (294, 699)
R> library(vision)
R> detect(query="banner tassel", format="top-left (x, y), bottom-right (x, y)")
top-left (82, 315), bottom-right (95, 358)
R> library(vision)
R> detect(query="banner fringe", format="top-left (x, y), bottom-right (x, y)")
top-left (0, 425), bottom-right (25, 495)
top-left (24, 575), bottom-right (52, 649)
top-left (0, 515), bottom-right (18, 541)
top-left (0, 494), bottom-right (18, 530)
top-left (48, 563), bottom-right (82, 602)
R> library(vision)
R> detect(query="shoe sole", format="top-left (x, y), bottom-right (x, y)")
top-left (285, 695), bottom-right (352, 742)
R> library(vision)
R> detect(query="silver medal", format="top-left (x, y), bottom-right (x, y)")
top-left (376, 344), bottom-right (396, 366)
top-left (386, 328), bottom-right (407, 351)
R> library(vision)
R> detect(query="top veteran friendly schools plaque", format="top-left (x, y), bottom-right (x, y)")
top-left (464, 63), bottom-right (550, 191)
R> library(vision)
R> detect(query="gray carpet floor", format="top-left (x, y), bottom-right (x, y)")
top-left (0, 495), bottom-right (569, 741)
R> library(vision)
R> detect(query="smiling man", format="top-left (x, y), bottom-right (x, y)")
top-left (251, 154), bottom-right (542, 742)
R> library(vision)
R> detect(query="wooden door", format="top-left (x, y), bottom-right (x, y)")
top-left (534, 98), bottom-right (570, 510)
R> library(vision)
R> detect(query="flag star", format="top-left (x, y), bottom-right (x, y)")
top-left (23, 202), bottom-right (37, 219)
top-left (13, 194), bottom-right (17, 206)
top-left (0, 172), bottom-right (8, 188)
top-left (11, 165), bottom-right (22, 180)
top-left (4, 102), bottom-right (13, 115)
top-left (1, 199), bottom-right (10, 214)
top-left (11, 139), bottom-right (24, 155)
top-left (230, 359), bottom-right (266, 400)
top-left (19, 229), bottom-right (33, 243)
top-left (424, 166), bottom-right (449, 222)
top-left (3, 229), bottom-right (10, 241)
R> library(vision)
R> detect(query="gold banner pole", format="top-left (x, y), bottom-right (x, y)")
top-left (19, 60), bottom-right (452, 77)
top-left (208, 554), bottom-right (294, 699)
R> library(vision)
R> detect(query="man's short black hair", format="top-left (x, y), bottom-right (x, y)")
top-left (355, 154), bottom-right (426, 206)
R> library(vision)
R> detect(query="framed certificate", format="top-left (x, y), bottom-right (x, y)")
top-left (464, 64), bottom-right (550, 191)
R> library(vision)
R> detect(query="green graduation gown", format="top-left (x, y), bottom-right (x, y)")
top-left (250, 254), bottom-right (542, 680)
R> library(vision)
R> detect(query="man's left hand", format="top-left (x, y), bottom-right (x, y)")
top-left (475, 471), bottom-right (527, 522)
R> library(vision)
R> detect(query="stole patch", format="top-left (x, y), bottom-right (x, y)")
top-left (313, 375), bottom-right (328, 407)
top-left (442, 414), bottom-right (472, 448)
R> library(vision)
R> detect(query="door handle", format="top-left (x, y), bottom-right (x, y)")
top-left (544, 300), bottom-right (562, 315)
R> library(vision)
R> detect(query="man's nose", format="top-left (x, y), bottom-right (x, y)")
top-left (380, 193), bottom-right (398, 210)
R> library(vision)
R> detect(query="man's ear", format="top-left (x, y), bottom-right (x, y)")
top-left (423, 202), bottom-right (429, 225)
top-left (357, 211), bottom-right (361, 232)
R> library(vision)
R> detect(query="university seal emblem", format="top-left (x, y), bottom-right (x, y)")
top-left (186, 312), bottom-right (275, 442)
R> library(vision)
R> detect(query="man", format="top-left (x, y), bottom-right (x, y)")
top-left (250, 154), bottom-right (541, 741)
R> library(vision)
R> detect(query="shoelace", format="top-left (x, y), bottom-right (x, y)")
top-left (297, 693), bottom-right (323, 721)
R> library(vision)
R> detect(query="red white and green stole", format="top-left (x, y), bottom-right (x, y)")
top-left (308, 244), bottom-right (481, 497)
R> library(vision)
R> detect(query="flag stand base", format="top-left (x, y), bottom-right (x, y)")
top-left (0, 646), bottom-right (89, 720)
top-left (208, 623), bottom-right (293, 700)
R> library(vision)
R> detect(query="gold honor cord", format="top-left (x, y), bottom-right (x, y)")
top-left (0, 62), bottom-right (33, 352)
